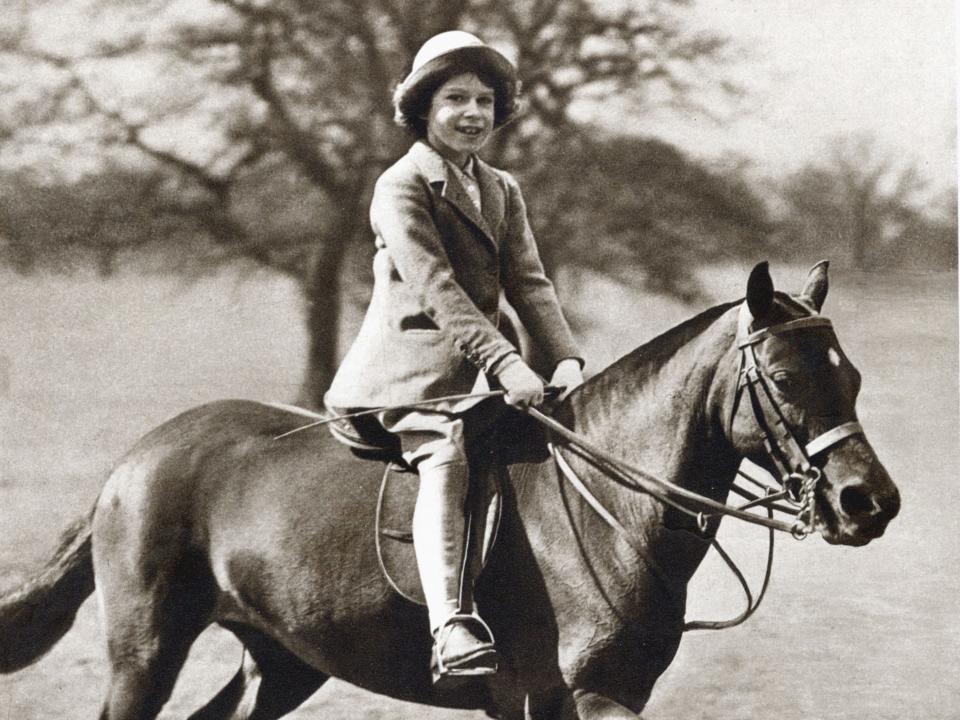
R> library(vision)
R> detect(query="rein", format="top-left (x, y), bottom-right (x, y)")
top-left (528, 302), bottom-right (865, 630)
top-left (273, 301), bottom-right (863, 631)
top-left (535, 409), bottom-right (777, 630)
top-left (271, 390), bottom-right (508, 440)
top-left (528, 304), bottom-right (863, 541)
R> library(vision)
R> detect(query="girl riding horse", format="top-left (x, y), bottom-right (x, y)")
top-left (324, 31), bottom-right (584, 679)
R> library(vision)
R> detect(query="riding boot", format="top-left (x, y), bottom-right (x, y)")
top-left (412, 461), bottom-right (498, 681)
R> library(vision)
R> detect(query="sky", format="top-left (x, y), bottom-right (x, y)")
top-left (634, 0), bottom-right (957, 194)
top-left (12, 0), bottom-right (958, 199)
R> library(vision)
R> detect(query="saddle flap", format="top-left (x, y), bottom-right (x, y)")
top-left (376, 462), bottom-right (503, 606)
top-left (327, 410), bottom-right (404, 464)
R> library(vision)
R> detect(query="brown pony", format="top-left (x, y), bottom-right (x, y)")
top-left (0, 263), bottom-right (899, 719)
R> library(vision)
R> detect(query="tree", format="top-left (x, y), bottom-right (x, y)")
top-left (777, 134), bottom-right (938, 270)
top-left (908, 185), bottom-right (958, 270)
top-left (2, 0), bottom-right (745, 405)
top-left (0, 166), bottom-right (205, 276)
top-left (526, 131), bottom-right (770, 303)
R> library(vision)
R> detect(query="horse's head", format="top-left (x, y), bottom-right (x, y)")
top-left (728, 262), bottom-right (900, 545)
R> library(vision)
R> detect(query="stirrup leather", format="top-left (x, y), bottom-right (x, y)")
top-left (431, 612), bottom-right (499, 680)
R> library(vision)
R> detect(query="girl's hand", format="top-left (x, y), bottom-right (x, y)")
top-left (496, 356), bottom-right (545, 408)
top-left (550, 358), bottom-right (584, 399)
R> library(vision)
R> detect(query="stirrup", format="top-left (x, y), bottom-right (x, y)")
top-left (431, 612), bottom-right (499, 683)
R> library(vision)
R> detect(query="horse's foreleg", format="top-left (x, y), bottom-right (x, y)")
top-left (524, 687), bottom-right (575, 719)
top-left (572, 690), bottom-right (644, 719)
top-left (524, 688), bottom-right (643, 720)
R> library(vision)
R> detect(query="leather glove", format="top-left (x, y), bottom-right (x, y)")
top-left (495, 354), bottom-right (545, 408)
top-left (549, 358), bottom-right (584, 400)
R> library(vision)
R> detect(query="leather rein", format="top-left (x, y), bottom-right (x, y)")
top-left (273, 301), bottom-right (864, 630)
top-left (531, 301), bottom-right (864, 630)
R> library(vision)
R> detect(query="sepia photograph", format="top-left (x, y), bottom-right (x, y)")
top-left (0, 1), bottom-right (956, 718)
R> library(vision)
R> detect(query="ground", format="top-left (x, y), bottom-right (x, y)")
top-left (0, 263), bottom-right (956, 718)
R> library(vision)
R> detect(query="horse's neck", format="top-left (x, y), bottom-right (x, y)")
top-left (555, 305), bottom-right (742, 586)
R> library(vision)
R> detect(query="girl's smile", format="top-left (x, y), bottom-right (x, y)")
top-left (425, 73), bottom-right (495, 166)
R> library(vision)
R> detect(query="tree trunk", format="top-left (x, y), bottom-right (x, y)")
top-left (850, 189), bottom-right (869, 269)
top-left (297, 239), bottom-right (349, 409)
top-left (97, 245), bottom-right (118, 278)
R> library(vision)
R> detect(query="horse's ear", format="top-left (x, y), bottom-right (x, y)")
top-left (746, 261), bottom-right (774, 320)
top-left (799, 260), bottom-right (829, 312)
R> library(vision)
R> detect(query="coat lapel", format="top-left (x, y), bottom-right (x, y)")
top-left (408, 141), bottom-right (499, 249)
top-left (475, 158), bottom-right (505, 239)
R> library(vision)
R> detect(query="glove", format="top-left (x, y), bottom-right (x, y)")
top-left (495, 354), bottom-right (545, 408)
top-left (549, 358), bottom-right (584, 399)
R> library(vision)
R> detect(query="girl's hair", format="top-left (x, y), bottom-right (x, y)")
top-left (393, 51), bottom-right (521, 137)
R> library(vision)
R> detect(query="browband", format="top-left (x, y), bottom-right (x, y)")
top-left (738, 316), bottom-right (834, 348)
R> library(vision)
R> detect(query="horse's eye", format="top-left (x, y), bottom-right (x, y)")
top-left (770, 371), bottom-right (795, 392)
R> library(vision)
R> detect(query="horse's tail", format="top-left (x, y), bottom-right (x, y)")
top-left (0, 510), bottom-right (95, 673)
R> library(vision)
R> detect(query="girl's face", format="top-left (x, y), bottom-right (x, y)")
top-left (424, 73), bottom-right (495, 166)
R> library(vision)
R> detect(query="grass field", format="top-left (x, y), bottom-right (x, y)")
top-left (0, 263), bottom-right (956, 718)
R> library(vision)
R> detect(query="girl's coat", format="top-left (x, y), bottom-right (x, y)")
top-left (326, 140), bottom-right (578, 409)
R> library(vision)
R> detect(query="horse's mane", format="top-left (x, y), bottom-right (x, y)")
top-left (591, 290), bottom-right (815, 393)
top-left (591, 299), bottom-right (741, 391)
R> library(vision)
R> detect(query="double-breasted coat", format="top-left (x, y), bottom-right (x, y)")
top-left (325, 140), bottom-right (580, 411)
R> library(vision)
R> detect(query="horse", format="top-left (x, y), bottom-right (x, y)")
top-left (0, 262), bottom-right (900, 719)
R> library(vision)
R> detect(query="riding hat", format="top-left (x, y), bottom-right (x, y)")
top-left (393, 31), bottom-right (519, 131)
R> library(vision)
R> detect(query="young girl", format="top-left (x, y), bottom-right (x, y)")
top-left (325, 30), bottom-right (583, 680)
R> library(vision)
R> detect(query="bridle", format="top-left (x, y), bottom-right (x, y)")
top-left (728, 301), bottom-right (864, 536)
top-left (535, 299), bottom-right (865, 629)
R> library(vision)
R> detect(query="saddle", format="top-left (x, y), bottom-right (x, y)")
top-left (327, 398), bottom-right (549, 605)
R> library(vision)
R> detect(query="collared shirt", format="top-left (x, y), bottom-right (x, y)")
top-left (448, 155), bottom-right (482, 213)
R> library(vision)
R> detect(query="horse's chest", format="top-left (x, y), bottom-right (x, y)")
top-left (536, 547), bottom-right (683, 680)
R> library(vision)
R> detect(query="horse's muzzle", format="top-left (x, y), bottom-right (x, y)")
top-left (817, 452), bottom-right (900, 546)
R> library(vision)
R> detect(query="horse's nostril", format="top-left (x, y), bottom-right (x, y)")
top-left (839, 485), bottom-right (877, 518)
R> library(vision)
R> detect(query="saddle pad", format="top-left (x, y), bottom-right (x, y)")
top-left (376, 463), bottom-right (503, 605)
